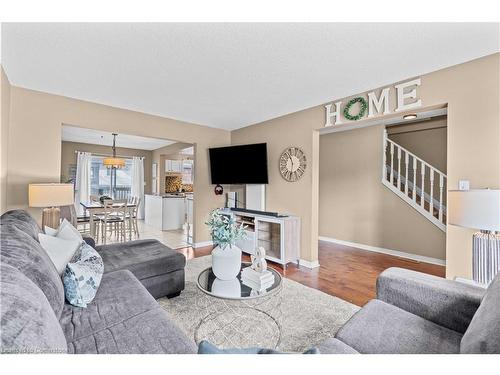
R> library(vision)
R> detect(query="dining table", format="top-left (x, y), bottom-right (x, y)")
top-left (80, 201), bottom-right (137, 241)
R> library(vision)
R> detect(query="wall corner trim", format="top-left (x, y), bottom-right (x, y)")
top-left (298, 259), bottom-right (320, 269)
top-left (318, 236), bottom-right (446, 266)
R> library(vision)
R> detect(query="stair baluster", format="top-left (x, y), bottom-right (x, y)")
top-left (439, 174), bottom-right (444, 223)
top-left (412, 157), bottom-right (417, 202)
top-left (397, 147), bottom-right (402, 190)
top-left (429, 169), bottom-right (434, 215)
top-left (404, 152), bottom-right (409, 196)
top-left (420, 163), bottom-right (425, 208)
top-left (390, 142), bottom-right (394, 185)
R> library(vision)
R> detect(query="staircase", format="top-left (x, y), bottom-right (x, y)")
top-left (382, 130), bottom-right (447, 232)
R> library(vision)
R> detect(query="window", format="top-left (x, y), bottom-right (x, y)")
top-left (90, 156), bottom-right (133, 199)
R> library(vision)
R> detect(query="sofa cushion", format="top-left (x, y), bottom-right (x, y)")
top-left (66, 307), bottom-right (197, 354)
top-left (0, 263), bottom-right (67, 354)
top-left (197, 340), bottom-right (320, 354)
top-left (59, 269), bottom-right (159, 342)
top-left (316, 338), bottom-right (359, 354)
top-left (461, 274), bottom-right (500, 353)
top-left (96, 239), bottom-right (186, 279)
top-left (1, 209), bottom-right (42, 240)
top-left (61, 269), bottom-right (195, 354)
top-left (336, 299), bottom-right (462, 354)
top-left (1, 210), bottom-right (65, 318)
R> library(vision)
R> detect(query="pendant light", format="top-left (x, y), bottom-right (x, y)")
top-left (103, 133), bottom-right (126, 169)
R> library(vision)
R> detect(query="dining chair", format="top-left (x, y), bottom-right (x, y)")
top-left (127, 196), bottom-right (140, 239)
top-left (97, 199), bottom-right (128, 244)
top-left (59, 204), bottom-right (91, 235)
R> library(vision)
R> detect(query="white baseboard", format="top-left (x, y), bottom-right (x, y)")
top-left (299, 259), bottom-right (320, 269)
top-left (318, 236), bottom-right (446, 266)
top-left (193, 240), bottom-right (214, 249)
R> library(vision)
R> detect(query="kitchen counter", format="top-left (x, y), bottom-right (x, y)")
top-left (144, 194), bottom-right (186, 231)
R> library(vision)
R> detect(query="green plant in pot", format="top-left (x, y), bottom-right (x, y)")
top-left (206, 209), bottom-right (246, 280)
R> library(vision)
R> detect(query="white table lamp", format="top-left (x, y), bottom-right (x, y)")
top-left (29, 183), bottom-right (74, 229)
top-left (449, 189), bottom-right (500, 285)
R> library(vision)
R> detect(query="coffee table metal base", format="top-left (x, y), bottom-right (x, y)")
top-left (194, 287), bottom-right (283, 349)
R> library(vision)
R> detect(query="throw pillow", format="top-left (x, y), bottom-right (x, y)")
top-left (57, 219), bottom-right (83, 241)
top-left (38, 233), bottom-right (82, 275)
top-left (44, 219), bottom-right (82, 242)
top-left (197, 340), bottom-right (320, 354)
top-left (44, 225), bottom-right (59, 236)
top-left (63, 242), bottom-right (104, 308)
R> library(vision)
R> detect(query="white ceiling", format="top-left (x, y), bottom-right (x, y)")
top-left (2, 23), bottom-right (499, 130)
top-left (62, 125), bottom-right (175, 150)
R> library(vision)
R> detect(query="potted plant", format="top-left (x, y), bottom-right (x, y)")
top-left (206, 209), bottom-right (246, 280)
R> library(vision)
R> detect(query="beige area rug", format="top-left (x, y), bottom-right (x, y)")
top-left (158, 255), bottom-right (359, 352)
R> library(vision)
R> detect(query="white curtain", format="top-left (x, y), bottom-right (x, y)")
top-left (74, 152), bottom-right (92, 216)
top-left (131, 157), bottom-right (145, 220)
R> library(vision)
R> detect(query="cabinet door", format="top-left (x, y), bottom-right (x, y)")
top-left (256, 218), bottom-right (283, 262)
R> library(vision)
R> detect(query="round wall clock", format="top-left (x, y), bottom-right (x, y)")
top-left (279, 146), bottom-right (307, 182)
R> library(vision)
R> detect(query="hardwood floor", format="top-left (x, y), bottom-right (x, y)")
top-left (176, 240), bottom-right (445, 307)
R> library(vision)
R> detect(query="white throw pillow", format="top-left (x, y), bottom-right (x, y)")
top-left (44, 219), bottom-right (82, 242)
top-left (57, 219), bottom-right (83, 242)
top-left (38, 233), bottom-right (82, 276)
top-left (44, 225), bottom-right (58, 236)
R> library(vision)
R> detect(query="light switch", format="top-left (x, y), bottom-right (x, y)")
top-left (458, 180), bottom-right (470, 191)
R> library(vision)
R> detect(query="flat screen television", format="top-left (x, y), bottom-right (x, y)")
top-left (209, 143), bottom-right (268, 184)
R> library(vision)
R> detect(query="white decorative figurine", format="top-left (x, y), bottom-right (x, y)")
top-left (250, 247), bottom-right (267, 273)
top-left (242, 247), bottom-right (274, 293)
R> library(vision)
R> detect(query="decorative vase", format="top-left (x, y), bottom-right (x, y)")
top-left (211, 278), bottom-right (241, 298)
top-left (211, 245), bottom-right (242, 280)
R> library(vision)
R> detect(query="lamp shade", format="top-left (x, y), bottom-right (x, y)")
top-left (103, 157), bottom-right (126, 169)
top-left (448, 189), bottom-right (500, 231)
top-left (28, 183), bottom-right (74, 207)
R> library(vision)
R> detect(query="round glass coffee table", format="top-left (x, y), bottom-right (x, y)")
top-left (195, 262), bottom-right (283, 349)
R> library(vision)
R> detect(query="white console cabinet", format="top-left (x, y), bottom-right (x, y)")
top-left (220, 209), bottom-right (300, 269)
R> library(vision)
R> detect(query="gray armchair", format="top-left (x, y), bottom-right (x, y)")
top-left (318, 267), bottom-right (500, 354)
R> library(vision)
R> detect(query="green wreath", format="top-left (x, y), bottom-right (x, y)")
top-left (343, 97), bottom-right (367, 121)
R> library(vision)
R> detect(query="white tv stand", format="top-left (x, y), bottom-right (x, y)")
top-left (220, 208), bottom-right (300, 270)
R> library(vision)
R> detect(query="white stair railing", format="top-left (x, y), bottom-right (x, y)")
top-left (382, 130), bottom-right (447, 232)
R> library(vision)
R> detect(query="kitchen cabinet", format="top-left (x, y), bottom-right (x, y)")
top-left (165, 160), bottom-right (183, 173)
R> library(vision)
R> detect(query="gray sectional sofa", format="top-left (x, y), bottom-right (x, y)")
top-left (318, 267), bottom-right (500, 354)
top-left (0, 210), bottom-right (196, 354)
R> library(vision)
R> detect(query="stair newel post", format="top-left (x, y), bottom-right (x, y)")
top-left (439, 174), bottom-right (444, 222)
top-left (420, 162), bottom-right (425, 208)
top-left (404, 152), bottom-right (409, 196)
top-left (429, 169), bottom-right (434, 216)
top-left (397, 147), bottom-right (402, 190)
top-left (412, 157), bottom-right (417, 202)
top-left (390, 142), bottom-right (394, 185)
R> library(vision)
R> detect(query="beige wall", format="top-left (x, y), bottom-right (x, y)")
top-left (232, 53), bottom-right (500, 278)
top-left (6, 87), bottom-right (231, 244)
top-left (60, 141), bottom-right (153, 194)
top-left (320, 125), bottom-right (446, 260)
top-left (0, 66), bottom-right (11, 214)
top-left (231, 108), bottom-right (321, 263)
top-left (3, 53), bottom-right (499, 278)
top-left (388, 116), bottom-right (447, 173)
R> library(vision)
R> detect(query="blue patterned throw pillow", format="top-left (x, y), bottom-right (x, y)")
top-left (63, 242), bottom-right (104, 307)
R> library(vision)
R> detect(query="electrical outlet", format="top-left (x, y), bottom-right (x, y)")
top-left (458, 180), bottom-right (470, 191)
